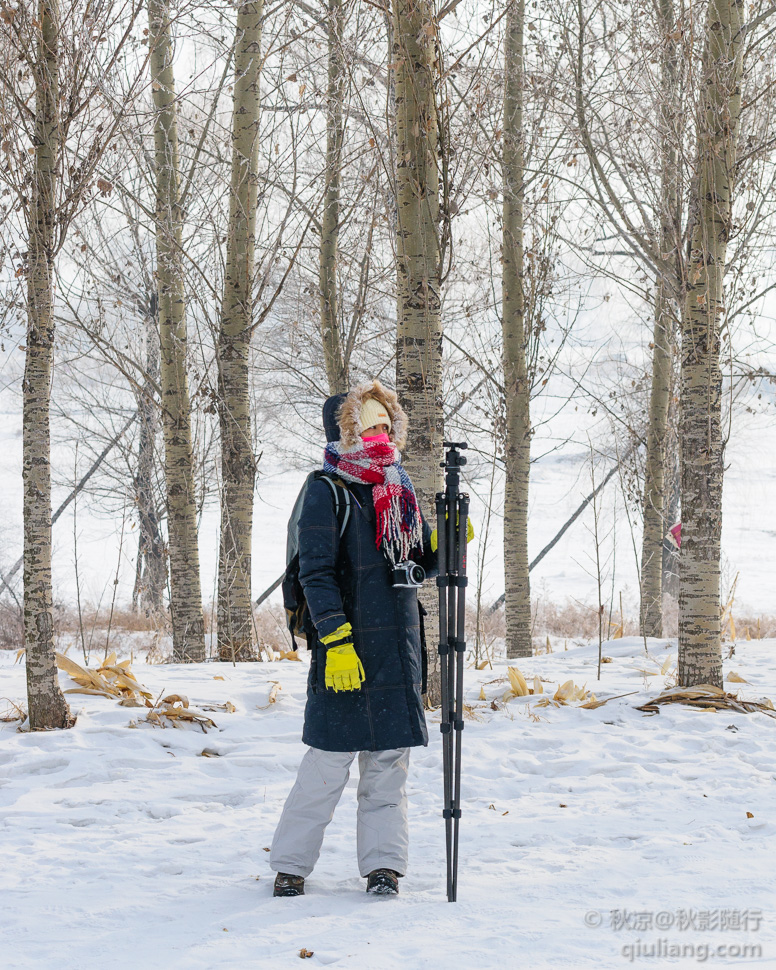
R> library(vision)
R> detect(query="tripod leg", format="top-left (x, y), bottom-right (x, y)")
top-left (435, 491), bottom-right (453, 901)
top-left (451, 494), bottom-right (469, 902)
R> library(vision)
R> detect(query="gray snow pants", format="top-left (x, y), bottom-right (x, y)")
top-left (269, 746), bottom-right (410, 878)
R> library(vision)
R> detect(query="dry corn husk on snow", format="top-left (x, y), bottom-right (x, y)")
top-left (636, 685), bottom-right (776, 717)
top-left (501, 666), bottom-right (545, 702)
top-left (536, 679), bottom-right (598, 708)
top-left (495, 666), bottom-right (631, 711)
top-left (56, 652), bottom-right (154, 704)
top-left (505, 666), bottom-right (529, 698)
top-left (56, 653), bottom-right (224, 730)
top-left (725, 671), bottom-right (750, 684)
top-left (257, 681), bottom-right (282, 710)
top-left (631, 652), bottom-right (675, 679)
top-left (143, 694), bottom-right (217, 732)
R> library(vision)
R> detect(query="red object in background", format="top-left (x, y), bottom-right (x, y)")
top-left (668, 522), bottom-right (682, 548)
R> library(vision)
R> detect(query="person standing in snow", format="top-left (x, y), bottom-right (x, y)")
top-left (270, 380), bottom-right (438, 897)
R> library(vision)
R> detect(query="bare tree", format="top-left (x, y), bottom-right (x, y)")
top-left (678, 0), bottom-right (744, 688)
top-left (501, 0), bottom-right (532, 658)
top-left (21, 0), bottom-right (74, 728)
top-left (1, 0), bottom-right (144, 726)
top-left (216, 0), bottom-right (264, 662)
top-left (133, 290), bottom-right (167, 616)
top-left (639, 0), bottom-right (681, 637)
top-left (149, 0), bottom-right (206, 661)
top-left (392, 0), bottom-right (444, 699)
top-left (556, 0), bottom-right (776, 640)
top-left (319, 0), bottom-right (348, 394)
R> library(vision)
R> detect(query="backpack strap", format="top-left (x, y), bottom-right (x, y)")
top-left (318, 473), bottom-right (351, 538)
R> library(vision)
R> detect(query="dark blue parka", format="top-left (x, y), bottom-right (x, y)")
top-left (298, 398), bottom-right (437, 752)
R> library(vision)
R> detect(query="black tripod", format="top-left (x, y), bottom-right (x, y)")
top-left (435, 441), bottom-right (470, 903)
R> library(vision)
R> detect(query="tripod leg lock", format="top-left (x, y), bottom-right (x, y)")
top-left (436, 576), bottom-right (450, 588)
top-left (443, 808), bottom-right (462, 820)
top-left (439, 722), bottom-right (452, 734)
top-left (453, 719), bottom-right (464, 731)
top-left (453, 638), bottom-right (466, 652)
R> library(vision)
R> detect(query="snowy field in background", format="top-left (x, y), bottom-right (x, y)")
top-left (2, 636), bottom-right (775, 969)
top-left (1, 373), bottom-right (776, 619)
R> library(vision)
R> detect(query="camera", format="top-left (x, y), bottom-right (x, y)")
top-left (392, 561), bottom-right (426, 588)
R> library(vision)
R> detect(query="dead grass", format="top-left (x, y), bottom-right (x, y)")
top-left (731, 612), bottom-right (776, 641)
top-left (0, 600), bottom-right (23, 650)
top-left (253, 602), bottom-right (294, 657)
top-left (0, 697), bottom-right (26, 723)
top-left (54, 604), bottom-right (167, 635)
top-left (530, 595), bottom-right (640, 640)
top-left (474, 592), bottom-right (776, 650)
top-left (5, 591), bottom-right (776, 662)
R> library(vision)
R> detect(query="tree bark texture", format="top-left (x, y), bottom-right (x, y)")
top-left (319, 0), bottom-right (348, 395)
top-left (23, 0), bottom-right (74, 730)
top-left (392, 0), bottom-right (444, 702)
top-left (662, 384), bottom-right (681, 600)
top-left (132, 292), bottom-right (166, 617)
top-left (217, 0), bottom-right (263, 662)
top-left (149, 0), bottom-right (205, 662)
top-left (679, 0), bottom-right (743, 688)
top-left (639, 0), bottom-right (680, 639)
top-left (502, 0), bottom-right (532, 659)
top-left (640, 281), bottom-right (674, 637)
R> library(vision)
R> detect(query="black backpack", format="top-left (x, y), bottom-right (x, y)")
top-left (282, 471), bottom-right (352, 650)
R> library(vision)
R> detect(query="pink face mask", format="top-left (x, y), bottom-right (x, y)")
top-left (362, 433), bottom-right (391, 444)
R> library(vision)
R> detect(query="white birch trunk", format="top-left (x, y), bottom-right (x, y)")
top-left (392, 0), bottom-right (444, 702)
top-left (216, 0), bottom-right (264, 662)
top-left (149, 0), bottom-right (205, 662)
top-left (23, 0), bottom-right (74, 730)
top-left (502, 0), bottom-right (532, 660)
top-left (679, 0), bottom-right (743, 687)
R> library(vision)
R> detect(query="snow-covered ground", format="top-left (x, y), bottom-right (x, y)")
top-left (2, 636), bottom-right (774, 969)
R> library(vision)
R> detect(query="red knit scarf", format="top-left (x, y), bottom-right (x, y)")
top-left (323, 440), bottom-right (423, 565)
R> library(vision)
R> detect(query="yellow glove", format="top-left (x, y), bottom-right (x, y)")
top-left (321, 623), bottom-right (365, 692)
top-left (324, 645), bottom-right (365, 692)
top-left (430, 517), bottom-right (475, 553)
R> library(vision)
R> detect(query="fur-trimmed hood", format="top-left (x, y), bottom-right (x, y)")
top-left (336, 380), bottom-right (409, 451)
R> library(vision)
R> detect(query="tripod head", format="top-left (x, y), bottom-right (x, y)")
top-left (441, 441), bottom-right (468, 467)
top-left (441, 441), bottom-right (468, 488)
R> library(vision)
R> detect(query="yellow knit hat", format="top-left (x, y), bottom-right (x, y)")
top-left (360, 397), bottom-right (392, 433)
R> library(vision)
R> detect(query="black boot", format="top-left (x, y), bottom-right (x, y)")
top-left (273, 872), bottom-right (305, 897)
top-left (366, 868), bottom-right (400, 895)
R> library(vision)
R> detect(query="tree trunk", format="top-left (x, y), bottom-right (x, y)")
top-left (217, 0), bottom-right (263, 662)
top-left (502, 0), bottom-right (531, 660)
top-left (149, 0), bottom-right (205, 662)
top-left (392, 0), bottom-right (444, 702)
top-left (639, 0), bottom-right (680, 639)
top-left (640, 283), bottom-right (674, 637)
top-left (319, 0), bottom-right (348, 395)
top-left (662, 384), bottom-right (681, 601)
top-left (679, 0), bottom-right (743, 688)
top-left (132, 291), bottom-right (166, 617)
top-left (23, 0), bottom-right (74, 730)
